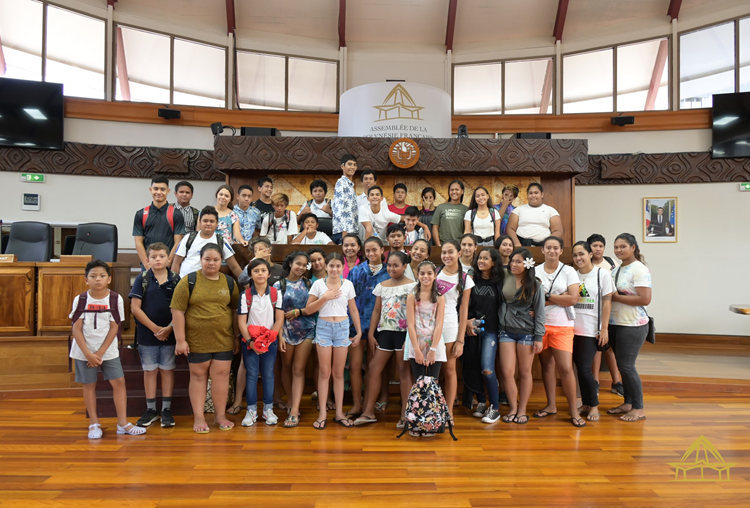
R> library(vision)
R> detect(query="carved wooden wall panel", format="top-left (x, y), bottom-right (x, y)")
top-left (0, 142), bottom-right (223, 181)
top-left (577, 152), bottom-right (750, 185)
top-left (214, 137), bottom-right (589, 175)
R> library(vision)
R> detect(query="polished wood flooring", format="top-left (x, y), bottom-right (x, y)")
top-left (1, 383), bottom-right (749, 507)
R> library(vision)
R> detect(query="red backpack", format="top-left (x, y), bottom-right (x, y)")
top-left (244, 286), bottom-right (278, 310)
top-left (68, 291), bottom-right (123, 370)
top-left (142, 204), bottom-right (175, 231)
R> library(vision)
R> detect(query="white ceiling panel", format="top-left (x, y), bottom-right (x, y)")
top-left (346, 0), bottom-right (449, 45)
top-left (453, 0), bottom-right (557, 45)
top-left (236, 0), bottom-right (339, 41)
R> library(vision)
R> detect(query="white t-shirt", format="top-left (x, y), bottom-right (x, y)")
top-left (464, 209), bottom-right (496, 239)
top-left (535, 263), bottom-right (579, 327)
top-left (238, 287), bottom-right (283, 329)
top-left (309, 278), bottom-right (357, 318)
top-left (260, 211), bottom-right (298, 244)
top-left (297, 231), bottom-right (333, 245)
top-left (574, 268), bottom-right (615, 337)
top-left (610, 261), bottom-right (652, 327)
top-left (361, 205), bottom-right (402, 243)
top-left (298, 199), bottom-right (332, 219)
top-left (69, 291), bottom-right (125, 362)
top-left (175, 233), bottom-right (236, 278)
top-left (512, 204), bottom-right (560, 242)
top-left (436, 270), bottom-right (475, 319)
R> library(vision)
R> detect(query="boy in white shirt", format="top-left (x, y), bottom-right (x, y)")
top-left (361, 187), bottom-right (431, 244)
top-left (70, 260), bottom-right (145, 438)
top-left (291, 213), bottom-right (334, 245)
top-left (256, 193), bottom-right (298, 245)
top-left (298, 179), bottom-right (332, 219)
top-left (403, 206), bottom-right (425, 246)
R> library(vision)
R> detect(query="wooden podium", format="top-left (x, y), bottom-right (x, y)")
top-left (0, 262), bottom-right (36, 337)
top-left (36, 262), bottom-right (132, 336)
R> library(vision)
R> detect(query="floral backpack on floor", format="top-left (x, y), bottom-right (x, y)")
top-left (397, 373), bottom-right (457, 441)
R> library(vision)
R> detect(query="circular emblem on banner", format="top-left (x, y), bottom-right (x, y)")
top-left (389, 138), bottom-right (420, 168)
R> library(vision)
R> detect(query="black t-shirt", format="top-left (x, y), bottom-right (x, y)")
top-left (129, 269), bottom-right (180, 346)
top-left (253, 200), bottom-right (274, 215)
top-left (470, 276), bottom-right (500, 333)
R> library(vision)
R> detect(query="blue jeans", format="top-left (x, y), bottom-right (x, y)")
top-left (479, 332), bottom-right (500, 409)
top-left (242, 340), bottom-right (278, 410)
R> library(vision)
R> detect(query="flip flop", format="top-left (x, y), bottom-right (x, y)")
top-left (396, 418), bottom-right (406, 429)
top-left (587, 412), bottom-right (600, 421)
top-left (215, 420), bottom-right (235, 431)
top-left (333, 417), bottom-right (354, 428)
top-left (607, 407), bottom-right (629, 415)
top-left (374, 402), bottom-right (388, 412)
top-left (515, 414), bottom-right (529, 425)
top-left (345, 411), bottom-right (362, 419)
top-left (283, 415), bottom-right (299, 428)
top-left (571, 417), bottom-right (587, 428)
top-left (353, 415), bottom-right (377, 426)
top-left (533, 409), bottom-right (557, 418)
top-left (313, 419), bottom-right (327, 430)
top-left (620, 414), bottom-right (646, 422)
top-left (276, 401), bottom-right (289, 412)
top-left (501, 414), bottom-right (517, 424)
top-left (193, 424), bottom-right (210, 434)
top-left (226, 405), bottom-right (243, 415)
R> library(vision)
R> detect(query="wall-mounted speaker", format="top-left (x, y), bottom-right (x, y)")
top-left (158, 108), bottom-right (181, 119)
top-left (241, 127), bottom-right (280, 136)
top-left (515, 132), bottom-right (551, 139)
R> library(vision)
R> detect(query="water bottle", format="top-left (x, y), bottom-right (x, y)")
top-left (471, 315), bottom-right (485, 334)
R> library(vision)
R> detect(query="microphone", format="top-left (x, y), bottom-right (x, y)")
top-left (76, 232), bottom-right (91, 255)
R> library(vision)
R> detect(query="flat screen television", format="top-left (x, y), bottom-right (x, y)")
top-left (0, 77), bottom-right (64, 150)
top-left (712, 91), bottom-right (750, 158)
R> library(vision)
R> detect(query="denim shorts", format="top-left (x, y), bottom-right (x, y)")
top-left (499, 331), bottom-right (535, 347)
top-left (314, 319), bottom-right (351, 348)
top-left (139, 344), bottom-right (176, 371)
top-left (74, 357), bottom-right (124, 384)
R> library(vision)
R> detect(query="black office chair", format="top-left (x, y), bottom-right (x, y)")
top-left (5, 221), bottom-right (53, 261)
top-left (1, 232), bottom-right (8, 254)
top-left (62, 235), bottom-right (76, 255)
top-left (318, 217), bottom-right (334, 237)
top-left (73, 223), bottom-right (118, 262)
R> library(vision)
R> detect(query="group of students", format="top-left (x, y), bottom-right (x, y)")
top-left (70, 162), bottom-right (652, 437)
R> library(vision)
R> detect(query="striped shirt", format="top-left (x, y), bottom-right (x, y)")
top-left (174, 203), bottom-right (198, 233)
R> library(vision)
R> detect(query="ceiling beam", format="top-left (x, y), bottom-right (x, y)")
top-left (445, 0), bottom-right (458, 52)
top-left (115, 27), bottom-right (131, 101)
top-left (338, 0), bottom-right (346, 47)
top-left (106, 0), bottom-right (117, 6)
top-left (225, 0), bottom-right (236, 35)
top-left (667, 0), bottom-right (682, 21)
top-left (0, 35), bottom-right (7, 77)
top-left (644, 39), bottom-right (669, 110)
top-left (552, 0), bottom-right (569, 42)
top-left (539, 59), bottom-right (554, 114)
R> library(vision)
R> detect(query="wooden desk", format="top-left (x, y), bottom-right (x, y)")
top-left (36, 262), bottom-right (131, 336)
top-left (0, 262), bottom-right (37, 337)
top-left (233, 244), bottom-right (573, 268)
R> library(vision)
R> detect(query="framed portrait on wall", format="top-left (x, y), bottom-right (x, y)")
top-left (643, 197), bottom-right (677, 243)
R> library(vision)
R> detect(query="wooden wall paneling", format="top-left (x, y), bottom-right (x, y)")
top-left (63, 97), bottom-right (711, 133)
top-left (214, 137), bottom-right (588, 176)
top-left (539, 176), bottom-right (574, 247)
top-left (0, 142), bottom-right (223, 181)
top-left (0, 263), bottom-right (36, 337)
top-left (577, 152), bottom-right (750, 185)
top-left (36, 263), bottom-right (131, 336)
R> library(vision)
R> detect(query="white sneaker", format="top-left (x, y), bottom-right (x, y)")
top-left (473, 403), bottom-right (487, 418)
top-left (242, 408), bottom-right (258, 427)
top-left (482, 408), bottom-right (502, 424)
top-left (263, 408), bottom-right (278, 425)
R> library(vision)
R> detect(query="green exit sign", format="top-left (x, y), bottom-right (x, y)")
top-left (741, 182), bottom-right (750, 192)
top-left (21, 173), bottom-right (45, 183)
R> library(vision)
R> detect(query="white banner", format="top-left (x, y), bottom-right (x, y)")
top-left (338, 82), bottom-right (451, 138)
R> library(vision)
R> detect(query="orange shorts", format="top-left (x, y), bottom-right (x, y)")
top-left (542, 326), bottom-right (574, 353)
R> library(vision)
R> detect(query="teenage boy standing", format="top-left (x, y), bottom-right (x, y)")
top-left (254, 177), bottom-right (275, 215)
top-left (234, 184), bottom-right (261, 243)
top-left (174, 181), bottom-right (199, 234)
top-left (331, 154), bottom-right (359, 244)
top-left (133, 176), bottom-right (186, 269)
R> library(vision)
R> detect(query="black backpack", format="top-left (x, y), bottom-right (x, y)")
top-left (187, 271), bottom-right (235, 300)
top-left (185, 232), bottom-right (226, 255)
top-left (469, 208), bottom-right (498, 234)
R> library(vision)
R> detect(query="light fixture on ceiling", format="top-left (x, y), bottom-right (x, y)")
top-left (713, 116), bottom-right (738, 126)
top-left (23, 108), bottom-right (47, 120)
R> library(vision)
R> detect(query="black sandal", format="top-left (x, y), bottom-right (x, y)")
top-left (501, 413), bottom-right (517, 424)
top-left (571, 417), bottom-right (587, 428)
top-left (515, 414), bottom-right (529, 425)
top-left (313, 419), bottom-right (327, 430)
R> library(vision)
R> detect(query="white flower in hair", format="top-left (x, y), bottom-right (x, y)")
top-left (523, 257), bottom-right (536, 269)
top-left (306, 262), bottom-right (312, 271)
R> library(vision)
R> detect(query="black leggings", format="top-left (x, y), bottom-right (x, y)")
top-left (410, 359), bottom-right (442, 379)
top-left (572, 335), bottom-right (599, 407)
top-left (610, 324), bottom-right (648, 410)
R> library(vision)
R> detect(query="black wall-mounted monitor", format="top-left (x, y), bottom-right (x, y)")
top-left (0, 77), bottom-right (64, 150)
top-left (712, 91), bottom-right (750, 159)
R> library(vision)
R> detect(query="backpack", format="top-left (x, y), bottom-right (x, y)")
top-left (469, 208), bottom-right (497, 235)
top-left (142, 204), bottom-right (175, 231)
top-left (603, 256), bottom-right (616, 271)
top-left (262, 211), bottom-right (291, 242)
top-left (68, 291), bottom-right (123, 371)
top-left (397, 372), bottom-right (457, 440)
top-left (279, 277), bottom-right (312, 295)
top-left (140, 268), bottom-right (180, 295)
top-left (243, 285), bottom-right (278, 310)
top-left (185, 232), bottom-right (225, 255)
top-left (306, 198), bottom-right (330, 209)
top-left (187, 271), bottom-right (235, 300)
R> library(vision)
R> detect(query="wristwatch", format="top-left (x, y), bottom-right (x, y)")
top-left (429, 347), bottom-right (437, 352)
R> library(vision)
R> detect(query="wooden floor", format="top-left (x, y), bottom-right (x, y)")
top-left (1, 384), bottom-right (749, 507)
